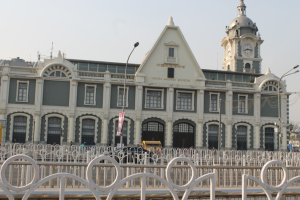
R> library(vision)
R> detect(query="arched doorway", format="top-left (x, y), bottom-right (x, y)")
top-left (142, 121), bottom-right (164, 146)
top-left (237, 126), bottom-right (247, 150)
top-left (265, 127), bottom-right (274, 151)
top-left (12, 116), bottom-right (27, 143)
top-left (115, 121), bottom-right (128, 147)
top-left (208, 124), bottom-right (218, 149)
top-left (47, 117), bottom-right (62, 145)
top-left (81, 119), bottom-right (95, 145)
top-left (173, 123), bottom-right (194, 148)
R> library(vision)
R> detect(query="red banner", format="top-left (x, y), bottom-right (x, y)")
top-left (116, 111), bottom-right (125, 136)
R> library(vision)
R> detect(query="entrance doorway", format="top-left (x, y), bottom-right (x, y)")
top-left (142, 122), bottom-right (164, 146)
top-left (47, 117), bottom-right (62, 145)
top-left (237, 126), bottom-right (247, 150)
top-left (12, 116), bottom-right (27, 143)
top-left (265, 128), bottom-right (274, 151)
top-left (208, 124), bottom-right (218, 149)
top-left (173, 123), bottom-right (194, 148)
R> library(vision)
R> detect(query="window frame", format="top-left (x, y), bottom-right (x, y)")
top-left (176, 90), bottom-right (195, 111)
top-left (168, 68), bottom-right (175, 78)
top-left (145, 88), bottom-right (164, 109)
top-left (168, 47), bottom-right (175, 58)
top-left (117, 86), bottom-right (129, 107)
top-left (238, 94), bottom-right (248, 114)
top-left (16, 80), bottom-right (29, 102)
top-left (209, 92), bottom-right (220, 112)
top-left (84, 84), bottom-right (97, 106)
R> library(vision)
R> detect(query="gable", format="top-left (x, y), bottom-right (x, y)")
top-left (136, 22), bottom-right (205, 87)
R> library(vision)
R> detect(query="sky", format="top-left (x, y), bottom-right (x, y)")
top-left (1, 0), bottom-right (300, 123)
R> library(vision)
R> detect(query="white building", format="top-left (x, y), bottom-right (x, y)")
top-left (0, 0), bottom-right (291, 151)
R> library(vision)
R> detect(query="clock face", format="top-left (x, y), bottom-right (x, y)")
top-left (243, 43), bottom-right (253, 56)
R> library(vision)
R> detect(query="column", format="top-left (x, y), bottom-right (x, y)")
top-left (225, 89), bottom-right (233, 150)
top-left (254, 93), bottom-right (261, 150)
top-left (281, 95), bottom-right (288, 151)
top-left (226, 122), bottom-right (232, 150)
top-left (0, 74), bottom-right (9, 120)
top-left (68, 115), bottom-right (75, 143)
top-left (33, 113), bottom-right (41, 143)
top-left (0, 73), bottom-right (9, 142)
top-left (135, 119), bottom-right (141, 145)
top-left (282, 126), bottom-right (287, 151)
top-left (166, 120), bottom-right (172, 148)
top-left (196, 121), bottom-right (203, 148)
top-left (254, 123), bottom-right (261, 150)
top-left (34, 79), bottom-right (43, 143)
top-left (166, 88), bottom-right (174, 148)
top-left (135, 86), bottom-right (143, 145)
top-left (101, 82), bottom-right (111, 145)
top-left (68, 80), bottom-right (77, 144)
top-left (101, 118), bottom-right (108, 145)
top-left (197, 89), bottom-right (204, 148)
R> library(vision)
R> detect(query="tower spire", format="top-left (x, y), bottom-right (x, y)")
top-left (237, 0), bottom-right (246, 16)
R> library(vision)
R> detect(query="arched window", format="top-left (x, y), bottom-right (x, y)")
top-left (47, 117), bottom-right (62, 145)
top-left (237, 126), bottom-right (247, 150)
top-left (265, 128), bottom-right (274, 151)
top-left (227, 65), bottom-right (230, 70)
top-left (208, 124), bottom-right (218, 149)
top-left (13, 116), bottom-right (27, 143)
top-left (245, 63), bottom-right (251, 69)
top-left (82, 119), bottom-right (95, 145)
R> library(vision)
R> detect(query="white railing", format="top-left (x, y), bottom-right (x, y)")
top-left (78, 71), bottom-right (105, 78)
top-left (2, 143), bottom-right (300, 166)
top-left (0, 154), bottom-right (299, 200)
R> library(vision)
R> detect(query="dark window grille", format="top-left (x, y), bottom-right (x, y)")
top-left (168, 68), bottom-right (174, 78)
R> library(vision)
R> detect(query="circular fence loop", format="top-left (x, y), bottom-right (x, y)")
top-left (166, 157), bottom-right (196, 190)
top-left (0, 154), bottom-right (39, 192)
top-left (261, 160), bottom-right (287, 191)
top-left (86, 155), bottom-right (121, 192)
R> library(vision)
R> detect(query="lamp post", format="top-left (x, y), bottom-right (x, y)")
top-left (277, 65), bottom-right (299, 151)
top-left (119, 42), bottom-right (139, 147)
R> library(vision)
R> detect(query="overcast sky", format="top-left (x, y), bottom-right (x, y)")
top-left (1, 0), bottom-right (300, 123)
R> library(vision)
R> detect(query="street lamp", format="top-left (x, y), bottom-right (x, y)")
top-left (277, 65), bottom-right (299, 151)
top-left (120, 42), bottom-right (139, 147)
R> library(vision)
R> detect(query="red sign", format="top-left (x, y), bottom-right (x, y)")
top-left (116, 111), bottom-right (125, 136)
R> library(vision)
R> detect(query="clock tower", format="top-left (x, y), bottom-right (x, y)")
top-left (221, 0), bottom-right (263, 74)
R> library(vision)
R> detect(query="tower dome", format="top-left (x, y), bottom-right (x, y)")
top-left (226, 0), bottom-right (258, 36)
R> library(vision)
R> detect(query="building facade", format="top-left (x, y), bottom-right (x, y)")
top-left (0, 0), bottom-right (290, 150)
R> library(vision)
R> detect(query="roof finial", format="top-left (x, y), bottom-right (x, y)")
top-left (56, 50), bottom-right (62, 58)
top-left (167, 16), bottom-right (175, 26)
top-left (265, 67), bottom-right (271, 75)
top-left (237, 0), bottom-right (246, 16)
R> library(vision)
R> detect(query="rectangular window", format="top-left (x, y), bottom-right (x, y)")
top-left (17, 81), bottom-right (29, 102)
top-left (210, 93), bottom-right (219, 112)
top-left (89, 63), bottom-right (98, 72)
top-left (85, 85), bottom-right (96, 105)
top-left (238, 95), bottom-right (248, 113)
top-left (117, 87), bottom-right (128, 107)
top-left (176, 91), bottom-right (194, 110)
top-left (145, 89), bottom-right (163, 109)
top-left (98, 64), bottom-right (107, 72)
top-left (168, 68), bottom-right (174, 78)
top-left (168, 47), bottom-right (175, 57)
